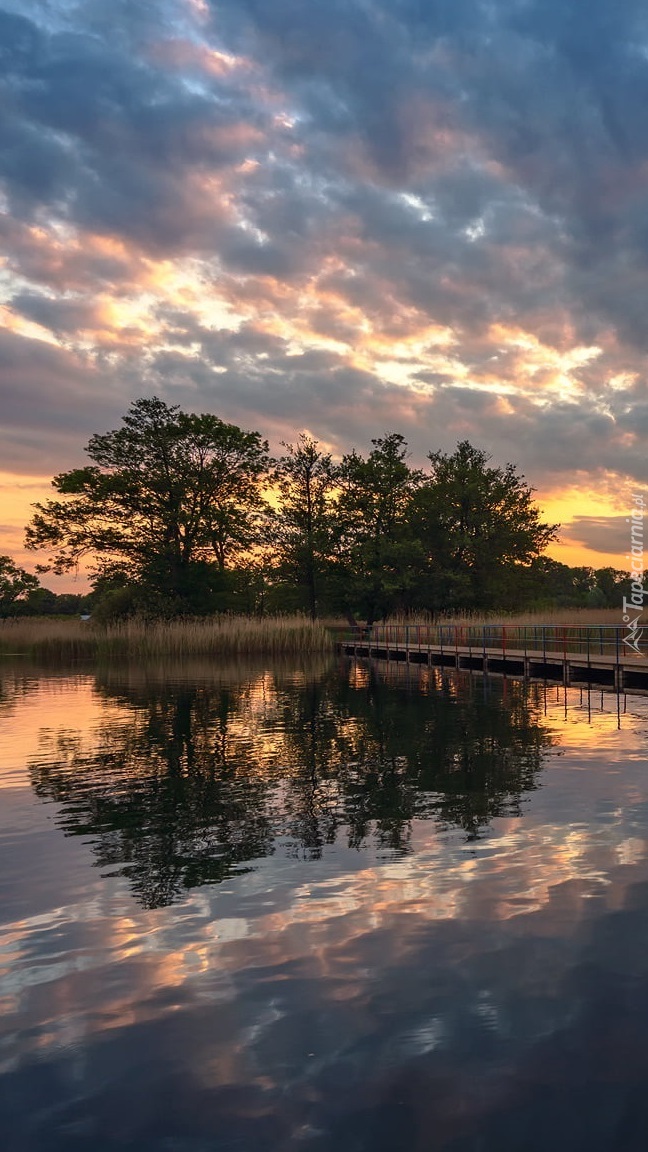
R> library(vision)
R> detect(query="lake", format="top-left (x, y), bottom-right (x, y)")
top-left (2, 657), bottom-right (648, 1151)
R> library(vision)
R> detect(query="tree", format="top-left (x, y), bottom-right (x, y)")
top-left (274, 434), bottom-right (338, 618)
top-left (334, 434), bottom-right (423, 623)
top-left (25, 398), bottom-right (271, 614)
top-left (0, 556), bottom-right (39, 617)
top-left (594, 566), bottom-right (632, 608)
top-left (19, 587), bottom-right (87, 616)
top-left (411, 441), bottom-right (558, 610)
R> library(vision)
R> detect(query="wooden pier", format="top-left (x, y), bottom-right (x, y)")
top-left (337, 623), bottom-right (648, 693)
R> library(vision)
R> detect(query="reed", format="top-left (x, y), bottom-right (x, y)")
top-left (0, 615), bottom-right (334, 661)
top-left (377, 607), bottom-right (622, 628)
top-left (0, 618), bottom-right (97, 659)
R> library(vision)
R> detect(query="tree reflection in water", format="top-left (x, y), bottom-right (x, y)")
top-left (27, 659), bottom-right (555, 908)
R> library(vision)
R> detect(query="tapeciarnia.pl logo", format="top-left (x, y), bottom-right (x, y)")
top-left (623, 493), bottom-right (645, 655)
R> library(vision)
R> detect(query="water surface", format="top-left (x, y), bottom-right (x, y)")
top-left (2, 658), bottom-right (648, 1151)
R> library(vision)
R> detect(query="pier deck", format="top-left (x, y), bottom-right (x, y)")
top-left (337, 625), bottom-right (648, 692)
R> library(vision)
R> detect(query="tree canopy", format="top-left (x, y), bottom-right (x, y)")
top-left (26, 397), bottom-right (270, 614)
top-left (0, 555), bottom-right (39, 618)
top-left (411, 441), bottom-right (559, 610)
top-left (23, 397), bottom-right (567, 618)
top-left (334, 434), bottom-right (424, 624)
top-left (273, 434), bottom-right (338, 619)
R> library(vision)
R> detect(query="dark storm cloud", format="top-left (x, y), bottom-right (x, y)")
top-left (10, 291), bottom-right (100, 334)
top-left (140, 329), bottom-right (621, 485)
top-left (207, 0), bottom-right (648, 343)
top-left (0, 327), bottom-right (129, 470)
top-left (0, 4), bottom-right (273, 252)
top-left (2, 0), bottom-right (648, 505)
top-left (561, 515), bottom-right (633, 557)
top-left (415, 384), bottom-right (639, 483)
top-left (210, 0), bottom-right (417, 176)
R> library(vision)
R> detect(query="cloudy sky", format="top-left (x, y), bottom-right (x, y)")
top-left (1, 0), bottom-right (647, 584)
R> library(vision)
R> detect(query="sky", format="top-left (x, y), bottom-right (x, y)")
top-left (1, 0), bottom-right (647, 588)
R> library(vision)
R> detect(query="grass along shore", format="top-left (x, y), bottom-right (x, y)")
top-left (0, 607), bottom-right (626, 662)
top-left (373, 607), bottom-right (623, 629)
top-left (0, 615), bottom-right (334, 660)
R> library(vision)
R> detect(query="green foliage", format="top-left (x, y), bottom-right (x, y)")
top-left (0, 555), bottom-right (39, 617)
top-left (274, 434), bottom-right (338, 618)
top-left (22, 397), bottom-right (602, 619)
top-left (16, 587), bottom-right (91, 616)
top-left (26, 397), bottom-right (270, 616)
top-left (334, 433), bottom-right (424, 623)
top-left (411, 441), bottom-right (559, 611)
top-left (510, 558), bottom-right (632, 611)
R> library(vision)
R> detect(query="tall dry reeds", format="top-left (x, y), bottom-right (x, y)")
top-left (0, 618), bottom-right (97, 659)
top-left (367, 607), bottom-right (627, 659)
top-left (376, 607), bottom-right (622, 628)
top-left (0, 615), bottom-right (334, 661)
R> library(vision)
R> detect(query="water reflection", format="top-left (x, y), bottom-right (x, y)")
top-left (3, 662), bottom-right (648, 1151)
top-left (22, 659), bottom-right (554, 908)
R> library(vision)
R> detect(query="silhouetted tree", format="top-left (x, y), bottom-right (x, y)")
top-left (274, 434), bottom-right (338, 618)
top-left (334, 434), bottom-right (423, 623)
top-left (26, 397), bottom-right (270, 615)
top-left (0, 555), bottom-right (39, 617)
top-left (411, 441), bottom-right (558, 610)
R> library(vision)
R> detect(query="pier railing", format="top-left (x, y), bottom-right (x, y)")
top-left (343, 623), bottom-right (644, 662)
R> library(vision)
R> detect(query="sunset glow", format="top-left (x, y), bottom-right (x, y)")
top-left (1, 0), bottom-right (647, 587)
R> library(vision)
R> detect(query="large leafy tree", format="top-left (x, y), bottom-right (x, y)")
top-left (411, 441), bottom-right (558, 610)
top-left (334, 433), bottom-right (423, 623)
top-left (0, 555), bottom-right (39, 618)
top-left (25, 398), bottom-right (270, 612)
top-left (274, 434), bottom-right (339, 618)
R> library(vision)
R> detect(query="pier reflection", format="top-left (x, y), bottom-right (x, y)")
top-left (3, 661), bottom-right (648, 1152)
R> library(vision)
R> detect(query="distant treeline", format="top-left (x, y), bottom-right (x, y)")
top-left (0, 397), bottom-right (632, 622)
top-left (6, 586), bottom-right (92, 618)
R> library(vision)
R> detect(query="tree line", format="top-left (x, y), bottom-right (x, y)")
top-left (0, 562), bottom-right (90, 618)
top-left (0, 396), bottom-right (631, 620)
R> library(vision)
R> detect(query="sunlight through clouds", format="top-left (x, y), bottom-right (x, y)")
top-left (1, 0), bottom-right (647, 575)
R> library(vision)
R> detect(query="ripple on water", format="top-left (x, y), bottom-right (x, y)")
top-left (2, 666), bottom-right (648, 1150)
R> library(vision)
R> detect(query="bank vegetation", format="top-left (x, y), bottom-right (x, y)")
top-left (0, 615), bottom-right (334, 660)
